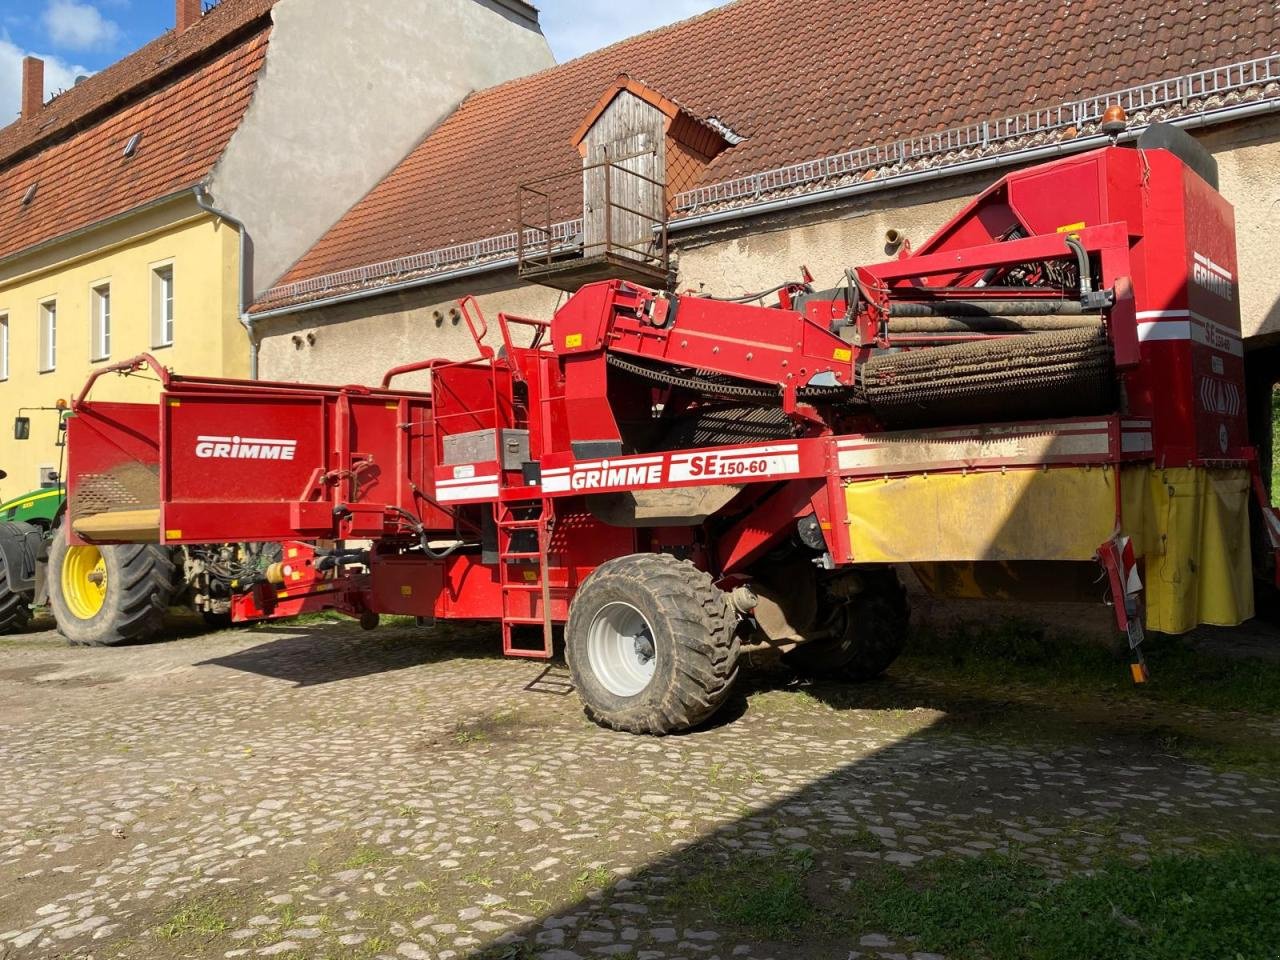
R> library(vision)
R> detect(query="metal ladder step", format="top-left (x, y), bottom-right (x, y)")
top-left (498, 497), bottom-right (554, 660)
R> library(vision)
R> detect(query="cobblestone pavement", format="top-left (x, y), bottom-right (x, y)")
top-left (1, 617), bottom-right (1276, 960)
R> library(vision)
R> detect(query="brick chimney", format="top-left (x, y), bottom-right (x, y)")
top-left (21, 56), bottom-right (44, 120)
top-left (176, 0), bottom-right (202, 32)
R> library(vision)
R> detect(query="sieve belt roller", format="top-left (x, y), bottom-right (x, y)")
top-left (859, 325), bottom-right (1116, 428)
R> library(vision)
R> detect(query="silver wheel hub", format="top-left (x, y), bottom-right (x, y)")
top-left (586, 601), bottom-right (657, 697)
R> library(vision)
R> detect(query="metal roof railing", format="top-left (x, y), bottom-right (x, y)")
top-left (262, 219), bottom-right (584, 304)
top-left (258, 53), bottom-right (1280, 309)
top-left (672, 53), bottom-right (1280, 212)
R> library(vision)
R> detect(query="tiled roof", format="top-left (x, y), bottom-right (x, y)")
top-left (0, 0), bottom-right (273, 264)
top-left (261, 0), bottom-right (1279, 312)
top-left (0, 0), bottom-right (272, 167)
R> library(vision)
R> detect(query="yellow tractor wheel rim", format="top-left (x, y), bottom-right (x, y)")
top-left (62, 545), bottom-right (108, 620)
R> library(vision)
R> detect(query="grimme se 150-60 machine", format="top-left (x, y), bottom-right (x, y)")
top-left (62, 132), bottom-right (1280, 734)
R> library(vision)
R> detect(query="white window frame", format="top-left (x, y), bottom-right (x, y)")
top-left (90, 280), bottom-right (111, 362)
top-left (151, 262), bottom-right (175, 348)
top-left (0, 312), bottom-right (8, 382)
top-left (38, 298), bottom-right (56, 373)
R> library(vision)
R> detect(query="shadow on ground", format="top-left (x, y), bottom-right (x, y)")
top-left (437, 664), bottom-right (1280, 960)
top-left (194, 621), bottom-right (508, 686)
top-left (17, 610), bottom-right (1274, 960)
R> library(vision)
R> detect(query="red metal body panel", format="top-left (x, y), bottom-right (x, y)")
top-left (68, 363), bottom-right (451, 546)
top-left (231, 541), bottom-right (371, 623)
top-left (63, 145), bottom-right (1278, 645)
top-left (64, 401), bottom-right (162, 536)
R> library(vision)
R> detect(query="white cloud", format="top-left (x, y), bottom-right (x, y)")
top-left (537, 0), bottom-right (729, 62)
top-left (42, 0), bottom-right (121, 52)
top-left (0, 37), bottom-right (91, 125)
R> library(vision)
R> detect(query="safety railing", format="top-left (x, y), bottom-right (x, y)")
top-left (516, 155), bottom-right (669, 279)
top-left (673, 53), bottom-right (1280, 213)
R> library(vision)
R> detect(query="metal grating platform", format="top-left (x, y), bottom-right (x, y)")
top-left (518, 251), bottom-right (671, 292)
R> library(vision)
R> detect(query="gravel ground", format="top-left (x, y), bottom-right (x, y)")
top-left (0, 616), bottom-right (1276, 960)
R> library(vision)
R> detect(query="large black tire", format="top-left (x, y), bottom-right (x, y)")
top-left (566, 554), bottom-right (739, 735)
top-left (48, 528), bottom-right (178, 647)
top-left (0, 552), bottom-right (31, 634)
top-left (783, 571), bottom-right (909, 681)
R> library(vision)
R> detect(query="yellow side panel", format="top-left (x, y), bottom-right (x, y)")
top-left (845, 467), bottom-right (1116, 563)
top-left (1122, 467), bottom-right (1252, 633)
top-left (846, 465), bottom-right (1253, 634)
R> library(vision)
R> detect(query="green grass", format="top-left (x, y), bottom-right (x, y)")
top-left (665, 850), bottom-right (815, 940)
top-left (451, 707), bottom-right (523, 745)
top-left (342, 846), bottom-right (386, 868)
top-left (154, 896), bottom-right (233, 940)
top-left (886, 620), bottom-right (1280, 775)
top-left (569, 865), bottom-right (615, 897)
top-left (664, 847), bottom-right (1280, 958)
top-left (846, 848), bottom-right (1280, 960)
top-left (902, 618), bottom-right (1280, 716)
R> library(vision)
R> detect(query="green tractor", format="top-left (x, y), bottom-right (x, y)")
top-left (0, 407), bottom-right (67, 635)
top-left (0, 469), bottom-right (51, 635)
top-left (0, 408), bottom-right (260, 645)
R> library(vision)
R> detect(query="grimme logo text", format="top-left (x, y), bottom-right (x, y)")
top-left (195, 436), bottom-right (298, 461)
top-left (1192, 253), bottom-right (1234, 301)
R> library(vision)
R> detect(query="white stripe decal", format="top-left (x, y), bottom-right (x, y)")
top-left (568, 455), bottom-right (665, 472)
top-left (1136, 309), bottom-right (1242, 357)
top-left (436, 482), bottom-right (500, 502)
top-left (543, 443), bottom-right (804, 492)
top-left (1137, 320), bottom-right (1193, 342)
top-left (436, 473), bottom-right (499, 488)
top-left (668, 443), bottom-right (799, 463)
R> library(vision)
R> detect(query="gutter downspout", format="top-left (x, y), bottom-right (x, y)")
top-left (193, 184), bottom-right (257, 379)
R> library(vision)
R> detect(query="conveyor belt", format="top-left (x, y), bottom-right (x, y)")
top-left (608, 327), bottom-right (1116, 433)
top-left (659, 404), bottom-right (801, 449)
top-left (860, 326), bottom-right (1116, 428)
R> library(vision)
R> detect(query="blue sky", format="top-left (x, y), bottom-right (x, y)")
top-left (0, 0), bottom-right (727, 124)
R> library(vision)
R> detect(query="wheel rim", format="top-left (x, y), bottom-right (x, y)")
top-left (61, 545), bottom-right (108, 620)
top-left (586, 601), bottom-right (657, 697)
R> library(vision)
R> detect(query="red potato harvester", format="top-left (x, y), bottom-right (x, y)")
top-left (64, 127), bottom-right (1280, 734)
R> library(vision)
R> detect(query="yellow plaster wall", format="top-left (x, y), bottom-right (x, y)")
top-left (0, 204), bottom-right (245, 501)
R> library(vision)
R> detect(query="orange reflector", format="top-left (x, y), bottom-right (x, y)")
top-left (1130, 662), bottom-right (1149, 684)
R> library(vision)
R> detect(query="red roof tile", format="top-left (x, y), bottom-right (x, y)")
top-left (268, 0), bottom-right (1278, 307)
top-left (0, 27), bottom-right (269, 263)
top-left (0, 0), bottom-right (273, 167)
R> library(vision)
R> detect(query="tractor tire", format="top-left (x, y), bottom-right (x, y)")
top-left (783, 571), bottom-right (909, 681)
top-left (48, 528), bottom-right (177, 647)
top-left (566, 554), bottom-right (740, 735)
top-left (0, 552), bottom-right (31, 634)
